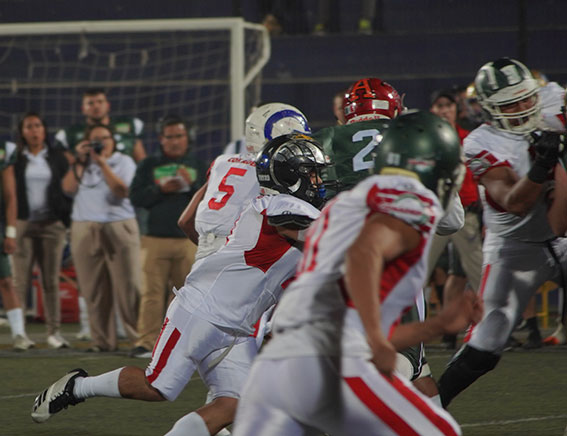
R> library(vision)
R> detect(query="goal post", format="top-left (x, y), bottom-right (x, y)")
top-left (0, 18), bottom-right (270, 159)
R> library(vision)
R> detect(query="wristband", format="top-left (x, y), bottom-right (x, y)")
top-left (527, 162), bottom-right (551, 184)
top-left (5, 225), bottom-right (16, 239)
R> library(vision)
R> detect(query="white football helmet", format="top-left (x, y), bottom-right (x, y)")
top-left (245, 103), bottom-right (311, 154)
top-left (474, 58), bottom-right (541, 134)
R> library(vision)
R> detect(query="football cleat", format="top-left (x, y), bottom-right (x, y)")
top-left (13, 334), bottom-right (35, 351)
top-left (543, 324), bottom-right (567, 346)
top-left (31, 368), bottom-right (88, 423)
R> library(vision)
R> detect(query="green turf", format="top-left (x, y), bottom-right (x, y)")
top-left (2, 323), bottom-right (567, 435)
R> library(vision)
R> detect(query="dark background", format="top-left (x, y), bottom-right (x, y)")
top-left (1, 0), bottom-right (566, 153)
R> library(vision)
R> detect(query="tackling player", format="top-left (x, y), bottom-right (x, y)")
top-left (438, 57), bottom-right (567, 408)
top-left (31, 134), bottom-right (332, 436)
top-left (232, 111), bottom-right (482, 436)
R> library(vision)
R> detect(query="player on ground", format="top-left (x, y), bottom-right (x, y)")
top-left (438, 57), bottom-right (567, 408)
top-left (232, 110), bottom-right (482, 436)
top-left (32, 134), bottom-right (331, 436)
top-left (178, 102), bottom-right (311, 259)
top-left (55, 88), bottom-right (146, 162)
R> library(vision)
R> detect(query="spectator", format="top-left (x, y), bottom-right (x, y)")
top-left (62, 123), bottom-right (140, 352)
top-left (55, 88), bottom-right (147, 338)
top-left (128, 116), bottom-right (205, 358)
top-left (314, 0), bottom-right (379, 35)
top-left (13, 112), bottom-right (72, 349)
top-left (0, 137), bottom-right (34, 350)
top-left (55, 88), bottom-right (146, 163)
top-left (333, 88), bottom-right (347, 125)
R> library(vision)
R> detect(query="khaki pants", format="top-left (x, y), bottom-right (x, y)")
top-left (135, 236), bottom-right (197, 349)
top-left (13, 220), bottom-right (66, 335)
top-left (427, 211), bottom-right (483, 292)
top-left (71, 219), bottom-right (141, 350)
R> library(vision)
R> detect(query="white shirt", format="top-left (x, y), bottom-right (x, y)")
top-left (176, 194), bottom-right (321, 336)
top-left (23, 147), bottom-right (52, 221)
top-left (262, 175), bottom-right (442, 359)
top-left (71, 152), bottom-right (137, 222)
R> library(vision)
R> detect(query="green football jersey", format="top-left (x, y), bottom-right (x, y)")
top-left (312, 119), bottom-right (391, 192)
top-left (54, 116), bottom-right (144, 158)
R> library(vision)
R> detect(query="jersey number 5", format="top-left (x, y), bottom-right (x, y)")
top-left (352, 129), bottom-right (382, 172)
top-left (208, 167), bottom-right (248, 210)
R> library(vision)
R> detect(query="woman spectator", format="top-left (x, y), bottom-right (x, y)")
top-left (13, 112), bottom-right (71, 349)
top-left (62, 123), bottom-right (140, 352)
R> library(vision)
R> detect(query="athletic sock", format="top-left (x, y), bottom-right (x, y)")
top-left (78, 296), bottom-right (91, 333)
top-left (165, 412), bottom-right (210, 436)
top-left (6, 308), bottom-right (25, 337)
top-left (73, 367), bottom-right (123, 399)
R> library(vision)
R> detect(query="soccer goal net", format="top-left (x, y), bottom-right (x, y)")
top-left (0, 18), bottom-right (270, 160)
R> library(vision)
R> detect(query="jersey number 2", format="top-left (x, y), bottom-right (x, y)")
top-left (352, 129), bottom-right (381, 172)
top-left (208, 167), bottom-right (248, 210)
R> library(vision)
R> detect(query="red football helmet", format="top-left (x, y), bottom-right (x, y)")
top-left (343, 78), bottom-right (403, 123)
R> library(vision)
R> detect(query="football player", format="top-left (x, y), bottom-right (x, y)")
top-left (178, 102), bottom-right (312, 260)
top-left (232, 111), bottom-right (482, 436)
top-left (314, 78), bottom-right (464, 404)
top-left (438, 57), bottom-right (567, 408)
top-left (32, 134), bottom-right (331, 436)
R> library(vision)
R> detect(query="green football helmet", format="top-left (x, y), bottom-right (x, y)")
top-left (374, 110), bottom-right (464, 210)
top-left (474, 57), bottom-right (541, 134)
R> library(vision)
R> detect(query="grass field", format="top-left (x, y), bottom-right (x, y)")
top-left (2, 322), bottom-right (567, 436)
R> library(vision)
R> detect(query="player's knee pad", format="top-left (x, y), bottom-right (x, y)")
top-left (438, 345), bottom-right (500, 408)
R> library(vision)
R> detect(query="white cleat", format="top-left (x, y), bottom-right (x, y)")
top-left (31, 368), bottom-right (88, 423)
top-left (75, 330), bottom-right (91, 341)
top-left (47, 333), bottom-right (70, 349)
top-left (14, 334), bottom-right (35, 351)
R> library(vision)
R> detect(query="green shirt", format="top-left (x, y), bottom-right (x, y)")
top-left (129, 151), bottom-right (207, 238)
top-left (313, 119), bottom-right (391, 192)
top-left (54, 116), bottom-right (143, 158)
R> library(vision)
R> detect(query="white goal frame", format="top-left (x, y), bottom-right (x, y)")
top-left (0, 17), bottom-right (270, 143)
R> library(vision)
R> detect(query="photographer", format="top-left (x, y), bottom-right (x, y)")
top-left (62, 123), bottom-right (140, 352)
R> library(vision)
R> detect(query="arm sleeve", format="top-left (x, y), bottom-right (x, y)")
top-left (267, 214), bottom-right (314, 230)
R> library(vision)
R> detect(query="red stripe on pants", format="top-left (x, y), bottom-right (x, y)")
top-left (344, 376), bottom-right (420, 436)
top-left (147, 324), bottom-right (181, 384)
top-left (385, 376), bottom-right (459, 436)
top-left (152, 317), bottom-right (170, 358)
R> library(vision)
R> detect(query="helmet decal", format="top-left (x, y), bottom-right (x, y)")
top-left (264, 109), bottom-right (311, 140)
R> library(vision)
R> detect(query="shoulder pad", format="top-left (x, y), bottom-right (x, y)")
top-left (268, 214), bottom-right (314, 230)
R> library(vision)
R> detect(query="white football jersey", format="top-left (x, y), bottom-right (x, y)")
top-left (464, 83), bottom-right (566, 242)
top-left (176, 194), bottom-right (320, 335)
top-left (195, 153), bottom-right (260, 251)
top-left (263, 175), bottom-right (442, 359)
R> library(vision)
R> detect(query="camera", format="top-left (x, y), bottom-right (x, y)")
top-left (89, 141), bottom-right (104, 155)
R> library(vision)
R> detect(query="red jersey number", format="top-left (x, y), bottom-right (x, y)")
top-left (208, 167), bottom-right (248, 210)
